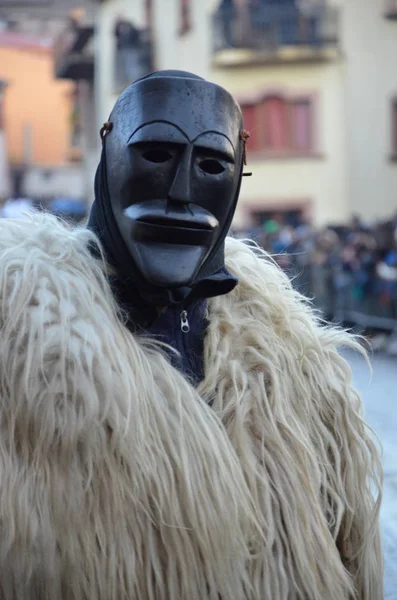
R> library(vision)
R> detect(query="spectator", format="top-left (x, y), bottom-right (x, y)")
top-left (114, 17), bottom-right (142, 87)
top-left (235, 210), bottom-right (397, 354)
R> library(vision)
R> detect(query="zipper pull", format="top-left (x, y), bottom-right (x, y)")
top-left (180, 310), bottom-right (190, 333)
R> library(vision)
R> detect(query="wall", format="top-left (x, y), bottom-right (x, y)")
top-left (211, 60), bottom-right (349, 228)
top-left (342, 0), bottom-right (397, 222)
top-left (151, 0), bottom-right (211, 77)
top-left (0, 43), bottom-right (74, 166)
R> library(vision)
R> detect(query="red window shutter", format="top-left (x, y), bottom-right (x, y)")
top-left (393, 101), bottom-right (397, 154)
top-left (241, 104), bottom-right (259, 151)
top-left (263, 97), bottom-right (289, 150)
top-left (291, 99), bottom-right (313, 151)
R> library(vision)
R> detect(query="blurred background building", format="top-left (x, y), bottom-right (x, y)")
top-left (0, 0), bottom-right (97, 211)
top-left (212, 0), bottom-right (345, 228)
top-left (210, 0), bottom-right (397, 229)
top-left (1, 0), bottom-right (396, 228)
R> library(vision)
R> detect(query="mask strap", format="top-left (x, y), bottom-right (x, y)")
top-left (100, 121), bottom-right (113, 144)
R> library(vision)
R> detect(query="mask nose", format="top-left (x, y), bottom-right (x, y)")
top-left (167, 147), bottom-right (192, 207)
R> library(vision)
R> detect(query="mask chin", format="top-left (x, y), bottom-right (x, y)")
top-left (130, 241), bottom-right (211, 288)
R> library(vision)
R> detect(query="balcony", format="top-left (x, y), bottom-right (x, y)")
top-left (54, 20), bottom-right (94, 81)
top-left (385, 0), bottom-right (397, 19)
top-left (212, 3), bottom-right (340, 68)
top-left (0, 0), bottom-right (97, 21)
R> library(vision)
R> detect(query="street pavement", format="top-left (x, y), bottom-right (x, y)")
top-left (345, 350), bottom-right (397, 599)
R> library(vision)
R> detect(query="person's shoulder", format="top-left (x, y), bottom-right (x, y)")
top-left (0, 212), bottom-right (93, 260)
top-left (0, 213), bottom-right (105, 306)
top-left (0, 213), bottom-right (112, 333)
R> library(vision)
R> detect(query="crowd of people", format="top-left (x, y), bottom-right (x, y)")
top-left (235, 212), bottom-right (397, 354)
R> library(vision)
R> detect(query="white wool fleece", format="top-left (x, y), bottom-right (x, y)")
top-left (0, 214), bottom-right (383, 600)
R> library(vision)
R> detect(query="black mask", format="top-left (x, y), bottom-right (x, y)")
top-left (88, 70), bottom-right (244, 305)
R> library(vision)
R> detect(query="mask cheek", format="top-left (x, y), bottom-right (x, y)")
top-left (195, 177), bottom-right (235, 220)
top-left (121, 171), bottom-right (171, 207)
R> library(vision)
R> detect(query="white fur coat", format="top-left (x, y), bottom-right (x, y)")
top-left (0, 214), bottom-right (382, 600)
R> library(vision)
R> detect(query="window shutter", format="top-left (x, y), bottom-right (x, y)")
top-left (263, 96), bottom-right (289, 150)
top-left (291, 99), bottom-right (313, 151)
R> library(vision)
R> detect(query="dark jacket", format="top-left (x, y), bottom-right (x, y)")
top-left (110, 267), bottom-right (237, 387)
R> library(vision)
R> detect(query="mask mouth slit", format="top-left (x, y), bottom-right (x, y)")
top-left (136, 216), bottom-right (214, 231)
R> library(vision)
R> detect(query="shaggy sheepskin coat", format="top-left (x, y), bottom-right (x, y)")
top-left (0, 214), bottom-right (382, 600)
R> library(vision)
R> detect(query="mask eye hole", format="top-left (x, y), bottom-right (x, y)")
top-left (142, 148), bottom-right (173, 163)
top-left (199, 159), bottom-right (225, 175)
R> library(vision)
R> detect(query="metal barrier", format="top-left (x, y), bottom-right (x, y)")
top-left (291, 263), bottom-right (397, 332)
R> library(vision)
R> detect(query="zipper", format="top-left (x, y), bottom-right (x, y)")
top-left (180, 310), bottom-right (190, 333)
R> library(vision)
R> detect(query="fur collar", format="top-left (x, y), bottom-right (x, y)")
top-left (0, 214), bottom-right (382, 600)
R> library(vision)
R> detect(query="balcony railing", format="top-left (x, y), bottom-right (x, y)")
top-left (212, 3), bottom-right (340, 64)
top-left (385, 0), bottom-right (397, 18)
top-left (0, 0), bottom-right (96, 21)
top-left (53, 20), bottom-right (94, 81)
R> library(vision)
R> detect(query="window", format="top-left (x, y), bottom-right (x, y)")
top-left (179, 0), bottom-right (192, 35)
top-left (252, 208), bottom-right (305, 229)
top-left (241, 92), bottom-right (315, 156)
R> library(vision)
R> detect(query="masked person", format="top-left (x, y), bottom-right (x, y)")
top-left (0, 71), bottom-right (382, 600)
